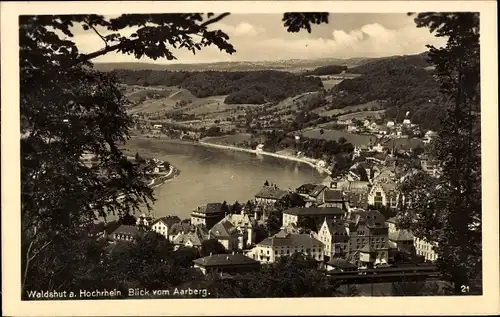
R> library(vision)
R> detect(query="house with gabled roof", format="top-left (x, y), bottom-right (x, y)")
top-left (110, 225), bottom-right (141, 242)
top-left (317, 218), bottom-right (349, 259)
top-left (368, 181), bottom-right (401, 210)
top-left (319, 189), bottom-right (347, 210)
top-left (191, 202), bottom-right (225, 230)
top-left (172, 224), bottom-right (210, 250)
top-left (209, 219), bottom-right (242, 251)
top-left (254, 185), bottom-right (289, 206)
top-left (193, 253), bottom-right (260, 275)
top-left (307, 185), bottom-right (328, 203)
top-left (296, 183), bottom-right (318, 197)
top-left (246, 232), bottom-right (324, 263)
top-left (224, 213), bottom-right (257, 248)
top-left (151, 215), bottom-right (182, 239)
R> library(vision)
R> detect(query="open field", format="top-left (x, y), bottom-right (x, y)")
top-left (203, 133), bottom-right (253, 146)
top-left (301, 128), bottom-right (377, 146)
top-left (321, 78), bottom-right (344, 90)
top-left (336, 110), bottom-right (385, 120)
top-left (316, 100), bottom-right (383, 117)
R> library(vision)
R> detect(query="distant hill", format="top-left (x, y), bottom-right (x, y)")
top-left (349, 52), bottom-right (432, 74)
top-left (112, 69), bottom-right (324, 104)
top-left (325, 52), bottom-right (444, 131)
top-left (94, 57), bottom-right (371, 73)
top-left (304, 65), bottom-right (349, 76)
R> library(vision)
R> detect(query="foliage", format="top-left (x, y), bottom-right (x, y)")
top-left (391, 280), bottom-right (443, 296)
top-left (20, 12), bottom-right (331, 296)
top-left (329, 53), bottom-right (446, 131)
top-left (200, 239), bottom-right (227, 257)
top-left (304, 64), bottom-right (348, 76)
top-left (275, 192), bottom-right (306, 211)
top-left (297, 216), bottom-right (317, 233)
top-left (113, 69), bottom-right (324, 103)
top-left (397, 12), bottom-right (481, 295)
top-left (207, 253), bottom-right (355, 298)
top-left (349, 52), bottom-right (432, 74)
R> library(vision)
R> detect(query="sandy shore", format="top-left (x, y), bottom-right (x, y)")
top-left (199, 139), bottom-right (332, 175)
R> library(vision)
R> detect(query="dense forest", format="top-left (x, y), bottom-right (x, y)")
top-left (349, 52), bottom-right (432, 74)
top-left (304, 64), bottom-right (348, 76)
top-left (111, 69), bottom-right (324, 104)
top-left (327, 54), bottom-right (445, 131)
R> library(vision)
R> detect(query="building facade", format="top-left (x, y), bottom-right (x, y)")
top-left (414, 237), bottom-right (439, 262)
top-left (282, 207), bottom-right (346, 228)
top-left (246, 232), bottom-right (324, 263)
top-left (191, 202), bottom-right (225, 230)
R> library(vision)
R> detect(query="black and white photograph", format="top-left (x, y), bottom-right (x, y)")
top-left (2, 1), bottom-right (499, 316)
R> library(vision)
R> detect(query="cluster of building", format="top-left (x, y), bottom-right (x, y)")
top-left (104, 141), bottom-right (440, 276)
top-left (336, 116), bottom-right (436, 143)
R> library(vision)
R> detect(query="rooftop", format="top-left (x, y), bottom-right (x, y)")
top-left (255, 186), bottom-right (289, 200)
top-left (389, 229), bottom-right (415, 241)
top-left (296, 183), bottom-right (317, 194)
top-left (309, 185), bottom-right (327, 197)
top-left (193, 253), bottom-right (259, 267)
top-left (111, 225), bottom-right (140, 236)
top-left (258, 233), bottom-right (324, 248)
top-left (283, 207), bottom-right (346, 217)
top-left (323, 189), bottom-right (344, 202)
top-left (328, 257), bottom-right (357, 268)
top-left (153, 215), bottom-right (181, 228)
top-left (225, 213), bottom-right (256, 228)
top-left (210, 219), bottom-right (238, 238)
top-left (194, 202), bottom-right (224, 215)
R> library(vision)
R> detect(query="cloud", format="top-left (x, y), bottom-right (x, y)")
top-left (254, 22), bottom-right (446, 60)
top-left (71, 15), bottom-right (446, 64)
top-left (213, 21), bottom-right (263, 37)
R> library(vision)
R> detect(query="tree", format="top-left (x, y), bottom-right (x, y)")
top-left (297, 216), bottom-right (317, 233)
top-left (275, 192), bottom-right (306, 211)
top-left (398, 12), bottom-right (481, 295)
top-left (120, 213), bottom-right (137, 225)
top-left (231, 201), bottom-right (242, 214)
top-left (221, 200), bottom-right (230, 215)
top-left (200, 239), bottom-right (227, 257)
top-left (20, 12), bottom-right (330, 296)
top-left (207, 253), bottom-right (356, 298)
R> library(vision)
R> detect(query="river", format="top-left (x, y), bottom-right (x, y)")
top-left (124, 138), bottom-right (325, 219)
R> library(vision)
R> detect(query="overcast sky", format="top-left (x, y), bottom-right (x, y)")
top-left (72, 13), bottom-right (446, 64)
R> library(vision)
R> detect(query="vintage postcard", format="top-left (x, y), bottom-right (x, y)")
top-left (1, 0), bottom-right (499, 316)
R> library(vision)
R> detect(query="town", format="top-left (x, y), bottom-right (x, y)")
top-left (98, 125), bottom-right (441, 285)
top-left (16, 10), bottom-right (483, 307)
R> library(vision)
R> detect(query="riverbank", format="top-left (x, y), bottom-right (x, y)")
top-left (128, 135), bottom-right (331, 175)
top-left (199, 139), bottom-right (332, 175)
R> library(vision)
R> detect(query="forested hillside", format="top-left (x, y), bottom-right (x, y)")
top-left (349, 53), bottom-right (432, 74)
top-left (111, 69), bottom-right (323, 104)
top-left (327, 53), bottom-right (445, 131)
top-left (304, 65), bottom-right (348, 76)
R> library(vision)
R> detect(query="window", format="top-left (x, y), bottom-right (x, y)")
top-left (275, 250), bottom-right (278, 255)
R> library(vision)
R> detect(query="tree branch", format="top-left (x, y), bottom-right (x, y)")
top-left (89, 23), bottom-right (109, 48)
top-left (77, 13), bottom-right (231, 64)
top-left (200, 13), bottom-right (230, 28)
